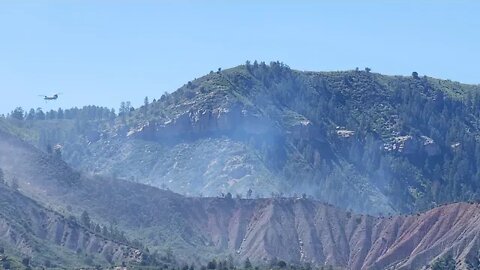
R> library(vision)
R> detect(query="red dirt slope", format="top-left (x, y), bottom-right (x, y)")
top-left (187, 198), bottom-right (480, 269)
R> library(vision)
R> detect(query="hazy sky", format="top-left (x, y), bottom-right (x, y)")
top-left (0, 0), bottom-right (479, 114)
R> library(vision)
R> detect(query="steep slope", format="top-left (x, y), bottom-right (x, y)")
top-left (19, 63), bottom-right (480, 215)
top-left (0, 183), bottom-right (141, 268)
top-left (1, 129), bottom-right (480, 269)
top-left (186, 199), bottom-right (480, 270)
top-left (0, 126), bottom-right (226, 263)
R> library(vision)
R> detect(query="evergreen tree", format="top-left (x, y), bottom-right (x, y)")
top-left (81, 210), bottom-right (91, 228)
top-left (57, 108), bottom-right (64, 119)
top-left (120, 102), bottom-right (127, 123)
top-left (207, 259), bottom-right (217, 270)
top-left (46, 144), bottom-right (53, 154)
top-left (431, 254), bottom-right (456, 270)
top-left (11, 107), bottom-right (24, 120)
top-left (11, 177), bottom-right (19, 191)
top-left (26, 108), bottom-right (35, 120)
top-left (35, 108), bottom-right (45, 120)
top-left (54, 146), bottom-right (62, 159)
top-left (244, 258), bottom-right (252, 269)
top-left (95, 224), bottom-right (101, 233)
top-left (126, 101), bottom-right (132, 117)
top-left (22, 257), bottom-right (30, 267)
top-left (102, 225), bottom-right (109, 237)
top-left (143, 96), bottom-right (149, 117)
top-left (0, 168), bottom-right (4, 185)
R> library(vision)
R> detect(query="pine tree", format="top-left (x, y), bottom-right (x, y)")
top-left (11, 177), bottom-right (19, 191)
top-left (143, 96), bottom-right (149, 117)
top-left (54, 146), bottom-right (62, 160)
top-left (57, 108), bottom-right (64, 119)
top-left (126, 101), bottom-right (132, 117)
top-left (102, 225), bottom-right (109, 237)
top-left (120, 102), bottom-right (126, 124)
top-left (26, 108), bottom-right (35, 120)
top-left (244, 258), bottom-right (252, 269)
top-left (0, 168), bottom-right (4, 185)
top-left (95, 224), bottom-right (101, 233)
top-left (81, 210), bottom-right (91, 228)
top-left (11, 107), bottom-right (24, 120)
top-left (207, 259), bottom-right (217, 270)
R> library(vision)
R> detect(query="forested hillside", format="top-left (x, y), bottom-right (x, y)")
top-left (4, 62), bottom-right (480, 215)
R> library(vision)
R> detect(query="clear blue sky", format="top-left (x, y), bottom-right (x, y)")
top-left (0, 0), bottom-right (479, 114)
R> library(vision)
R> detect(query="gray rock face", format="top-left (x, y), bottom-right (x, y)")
top-left (384, 135), bottom-right (441, 156)
top-left (388, 135), bottom-right (418, 154)
top-left (129, 104), bottom-right (277, 141)
top-left (421, 136), bottom-right (441, 156)
top-left (336, 129), bottom-right (355, 138)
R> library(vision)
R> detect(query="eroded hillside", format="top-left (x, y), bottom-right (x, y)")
top-left (1, 129), bottom-right (480, 269)
top-left (0, 184), bottom-right (141, 268)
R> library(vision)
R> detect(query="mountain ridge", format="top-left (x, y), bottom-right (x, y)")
top-left (14, 62), bottom-right (479, 215)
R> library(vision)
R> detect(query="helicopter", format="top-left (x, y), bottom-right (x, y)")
top-left (39, 93), bottom-right (62, 101)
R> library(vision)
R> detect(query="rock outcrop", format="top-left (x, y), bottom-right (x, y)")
top-left (421, 136), bottom-right (441, 156)
top-left (384, 135), bottom-right (441, 156)
top-left (128, 104), bottom-right (277, 141)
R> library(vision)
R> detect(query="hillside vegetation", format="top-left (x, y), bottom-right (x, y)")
top-left (3, 109), bottom-right (480, 269)
top-left (5, 62), bottom-right (480, 215)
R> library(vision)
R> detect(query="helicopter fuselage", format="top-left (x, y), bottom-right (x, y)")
top-left (43, 95), bottom-right (58, 100)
